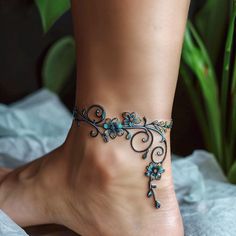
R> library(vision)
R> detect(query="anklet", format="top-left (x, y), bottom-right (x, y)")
top-left (73, 105), bottom-right (173, 209)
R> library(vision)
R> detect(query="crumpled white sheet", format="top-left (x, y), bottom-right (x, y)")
top-left (0, 210), bottom-right (28, 236)
top-left (0, 89), bottom-right (236, 236)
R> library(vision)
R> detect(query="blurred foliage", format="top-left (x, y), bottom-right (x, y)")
top-left (35, 0), bottom-right (75, 96)
top-left (195, 0), bottom-right (231, 64)
top-left (35, 0), bottom-right (70, 32)
top-left (181, 1), bottom-right (236, 179)
top-left (228, 162), bottom-right (236, 183)
top-left (42, 36), bottom-right (76, 93)
top-left (35, 0), bottom-right (236, 180)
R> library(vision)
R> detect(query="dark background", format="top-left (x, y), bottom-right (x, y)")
top-left (0, 0), bottom-right (205, 156)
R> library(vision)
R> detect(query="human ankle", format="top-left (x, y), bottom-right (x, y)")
top-left (63, 126), bottom-right (180, 236)
top-left (66, 107), bottom-right (174, 209)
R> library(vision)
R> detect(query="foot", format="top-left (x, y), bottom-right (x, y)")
top-left (0, 122), bottom-right (183, 236)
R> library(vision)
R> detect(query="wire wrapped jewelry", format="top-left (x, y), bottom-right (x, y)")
top-left (73, 105), bottom-right (173, 209)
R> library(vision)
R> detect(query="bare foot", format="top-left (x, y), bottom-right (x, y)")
top-left (0, 123), bottom-right (183, 236)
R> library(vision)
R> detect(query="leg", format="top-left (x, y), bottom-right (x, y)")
top-left (72, 0), bottom-right (189, 118)
top-left (0, 0), bottom-right (190, 235)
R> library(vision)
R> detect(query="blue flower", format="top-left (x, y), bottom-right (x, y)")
top-left (122, 112), bottom-right (141, 127)
top-left (145, 162), bottom-right (165, 180)
top-left (103, 118), bottom-right (124, 139)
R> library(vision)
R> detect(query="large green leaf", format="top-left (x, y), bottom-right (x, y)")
top-left (182, 22), bottom-right (223, 166)
top-left (232, 56), bottom-right (236, 93)
top-left (35, 0), bottom-right (70, 33)
top-left (228, 1), bottom-right (236, 168)
top-left (180, 65), bottom-right (210, 150)
top-left (42, 36), bottom-right (76, 93)
top-left (221, 2), bottom-right (236, 128)
top-left (195, 0), bottom-right (230, 63)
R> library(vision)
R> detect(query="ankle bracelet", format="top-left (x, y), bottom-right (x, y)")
top-left (73, 105), bottom-right (173, 209)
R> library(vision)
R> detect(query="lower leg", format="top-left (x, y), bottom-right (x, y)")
top-left (72, 0), bottom-right (189, 118)
top-left (0, 0), bottom-right (190, 235)
top-left (65, 0), bottom-right (190, 234)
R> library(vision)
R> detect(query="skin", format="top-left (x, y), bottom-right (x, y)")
top-left (0, 0), bottom-right (190, 235)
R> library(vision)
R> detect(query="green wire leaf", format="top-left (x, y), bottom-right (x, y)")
top-left (35, 0), bottom-right (70, 33)
top-left (42, 36), bottom-right (76, 93)
top-left (147, 190), bottom-right (153, 198)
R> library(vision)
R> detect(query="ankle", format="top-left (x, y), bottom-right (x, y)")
top-left (75, 90), bottom-right (173, 120)
top-left (62, 126), bottom-right (180, 235)
top-left (66, 119), bottom-right (174, 193)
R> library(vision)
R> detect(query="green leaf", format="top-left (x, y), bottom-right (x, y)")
top-left (195, 0), bottom-right (230, 63)
top-left (42, 36), bottom-right (76, 93)
top-left (180, 65), bottom-right (210, 150)
top-left (229, 86), bottom-right (236, 166)
top-left (221, 2), bottom-right (236, 127)
top-left (182, 22), bottom-right (223, 165)
top-left (230, 91), bottom-right (236, 162)
top-left (35, 0), bottom-right (70, 33)
top-left (228, 161), bottom-right (236, 184)
top-left (227, 1), bottom-right (236, 168)
top-left (232, 56), bottom-right (236, 93)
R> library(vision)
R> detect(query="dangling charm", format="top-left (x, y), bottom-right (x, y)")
top-left (145, 162), bottom-right (165, 208)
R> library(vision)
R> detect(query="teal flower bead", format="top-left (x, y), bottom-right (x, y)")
top-left (122, 112), bottom-right (141, 127)
top-left (103, 118), bottom-right (124, 139)
top-left (145, 162), bottom-right (165, 180)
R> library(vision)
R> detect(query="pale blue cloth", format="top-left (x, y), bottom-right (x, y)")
top-left (0, 89), bottom-right (236, 236)
top-left (0, 210), bottom-right (28, 236)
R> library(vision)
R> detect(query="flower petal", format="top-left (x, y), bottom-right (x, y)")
top-left (103, 123), bottom-right (109, 129)
top-left (109, 131), bottom-right (117, 139)
top-left (117, 129), bottom-right (124, 136)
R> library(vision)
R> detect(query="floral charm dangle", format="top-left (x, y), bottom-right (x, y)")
top-left (73, 105), bottom-right (173, 209)
top-left (145, 162), bottom-right (165, 208)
